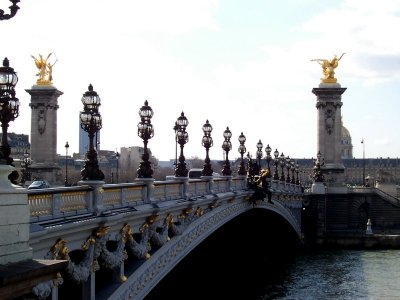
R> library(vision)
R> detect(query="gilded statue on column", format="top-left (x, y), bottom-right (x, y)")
top-left (31, 53), bottom-right (58, 85)
top-left (311, 53), bottom-right (345, 83)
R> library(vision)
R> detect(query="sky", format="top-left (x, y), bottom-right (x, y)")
top-left (1, 0), bottom-right (399, 161)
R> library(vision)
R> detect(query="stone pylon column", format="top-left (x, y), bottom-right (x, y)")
top-left (312, 83), bottom-right (346, 184)
top-left (25, 85), bottom-right (63, 184)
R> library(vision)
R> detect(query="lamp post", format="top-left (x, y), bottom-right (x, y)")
top-left (221, 127), bottom-right (232, 176)
top-left (279, 152), bottom-right (285, 181)
top-left (201, 120), bottom-right (213, 176)
top-left (273, 149), bottom-right (280, 180)
top-left (115, 151), bottom-right (119, 183)
top-left (79, 84), bottom-right (104, 181)
top-left (361, 138), bottom-right (365, 186)
top-left (285, 156), bottom-right (291, 183)
top-left (174, 112), bottom-right (189, 177)
top-left (295, 162), bottom-right (300, 185)
top-left (64, 141), bottom-right (69, 186)
top-left (0, 0), bottom-right (20, 21)
top-left (137, 100), bottom-right (154, 178)
top-left (237, 132), bottom-right (247, 176)
top-left (256, 139), bottom-right (263, 168)
top-left (265, 144), bottom-right (272, 176)
top-left (290, 158), bottom-right (295, 184)
top-left (0, 58), bottom-right (19, 166)
top-left (20, 150), bottom-right (31, 184)
top-left (312, 150), bottom-right (325, 183)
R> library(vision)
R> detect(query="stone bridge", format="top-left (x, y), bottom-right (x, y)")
top-left (26, 175), bottom-right (304, 299)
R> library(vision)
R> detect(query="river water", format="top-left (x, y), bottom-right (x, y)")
top-left (146, 247), bottom-right (400, 300)
top-left (145, 209), bottom-right (400, 300)
top-left (260, 249), bottom-right (400, 300)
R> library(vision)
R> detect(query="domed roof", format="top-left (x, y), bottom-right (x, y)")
top-left (342, 125), bottom-right (351, 138)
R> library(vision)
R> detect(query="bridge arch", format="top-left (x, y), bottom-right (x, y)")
top-left (110, 200), bottom-right (302, 299)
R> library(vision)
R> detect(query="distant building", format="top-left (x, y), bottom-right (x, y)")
top-left (1, 132), bottom-right (30, 159)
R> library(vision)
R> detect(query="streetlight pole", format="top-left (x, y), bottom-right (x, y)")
top-left (221, 127), bottom-right (232, 176)
top-left (362, 138), bottom-right (365, 186)
top-left (79, 84), bottom-right (104, 181)
top-left (137, 100), bottom-right (154, 178)
top-left (201, 120), bottom-right (213, 176)
top-left (116, 151), bottom-right (119, 183)
top-left (0, 57), bottom-right (19, 167)
top-left (64, 141), bottom-right (69, 186)
top-left (174, 112), bottom-right (189, 177)
top-left (237, 132), bottom-right (247, 176)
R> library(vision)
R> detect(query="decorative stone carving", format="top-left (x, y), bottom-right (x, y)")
top-left (148, 214), bottom-right (171, 248)
top-left (95, 225), bottom-right (129, 270)
top-left (32, 272), bottom-right (63, 300)
top-left (325, 107), bottom-right (335, 135)
top-left (37, 107), bottom-right (46, 135)
top-left (45, 236), bottom-right (97, 284)
top-left (126, 223), bottom-right (151, 259)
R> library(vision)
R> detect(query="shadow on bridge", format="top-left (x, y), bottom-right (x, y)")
top-left (145, 208), bottom-right (302, 300)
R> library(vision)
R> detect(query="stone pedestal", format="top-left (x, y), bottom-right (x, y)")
top-left (312, 83), bottom-right (347, 185)
top-left (25, 85), bottom-right (63, 185)
top-left (311, 182), bottom-right (326, 194)
top-left (0, 165), bottom-right (32, 265)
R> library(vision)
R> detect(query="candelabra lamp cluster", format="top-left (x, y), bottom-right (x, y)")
top-left (279, 152), bottom-right (286, 181)
top-left (174, 112), bottom-right (189, 177)
top-left (137, 100), bottom-right (154, 178)
top-left (221, 127), bottom-right (232, 176)
top-left (237, 132), bottom-right (247, 176)
top-left (0, 0), bottom-right (20, 21)
top-left (201, 120), bottom-right (213, 176)
top-left (79, 84), bottom-right (104, 181)
top-left (312, 150), bottom-right (325, 183)
top-left (0, 58), bottom-right (19, 166)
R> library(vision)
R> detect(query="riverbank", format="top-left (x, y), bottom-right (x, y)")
top-left (314, 233), bottom-right (400, 249)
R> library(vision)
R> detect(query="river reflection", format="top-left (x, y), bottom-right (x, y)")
top-left (262, 249), bottom-right (400, 300)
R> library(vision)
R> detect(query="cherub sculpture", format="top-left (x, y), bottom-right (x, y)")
top-left (311, 53), bottom-right (345, 83)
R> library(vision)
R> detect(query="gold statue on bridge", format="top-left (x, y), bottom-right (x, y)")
top-left (31, 53), bottom-right (57, 85)
top-left (311, 53), bottom-right (345, 83)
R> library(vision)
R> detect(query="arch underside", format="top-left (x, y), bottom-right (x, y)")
top-left (110, 200), bottom-right (302, 299)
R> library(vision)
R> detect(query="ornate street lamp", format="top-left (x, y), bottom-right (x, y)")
top-left (256, 139), bottom-right (263, 168)
top-left (273, 149), bottom-right (280, 180)
top-left (0, 58), bottom-right (19, 166)
top-left (295, 162), bottom-right (300, 185)
top-left (137, 100), bottom-right (154, 178)
top-left (290, 158), bottom-right (296, 184)
top-left (279, 152), bottom-right (285, 181)
top-left (64, 141), bottom-right (69, 186)
top-left (174, 112), bottom-right (189, 177)
top-left (0, 1), bottom-right (20, 21)
top-left (312, 150), bottom-right (325, 183)
top-left (265, 144), bottom-right (272, 176)
top-left (237, 132), bottom-right (247, 176)
top-left (115, 151), bottom-right (120, 183)
top-left (79, 84), bottom-right (104, 181)
top-left (20, 150), bottom-right (31, 184)
top-left (285, 156), bottom-right (291, 183)
top-left (221, 127), bottom-right (232, 176)
top-left (201, 120), bottom-right (213, 176)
